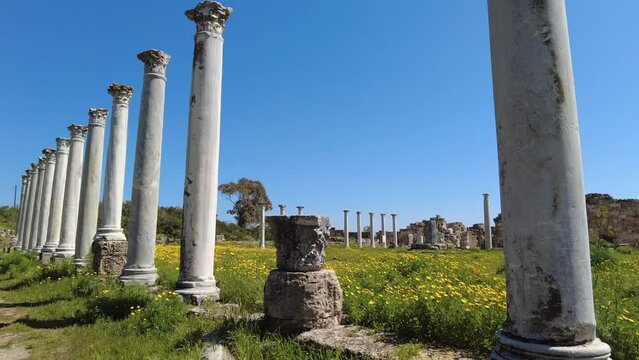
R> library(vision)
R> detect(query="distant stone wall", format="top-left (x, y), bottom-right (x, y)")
top-left (586, 193), bottom-right (639, 246)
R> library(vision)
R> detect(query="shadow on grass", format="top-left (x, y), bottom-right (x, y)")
top-left (15, 316), bottom-right (90, 329)
top-left (0, 298), bottom-right (70, 308)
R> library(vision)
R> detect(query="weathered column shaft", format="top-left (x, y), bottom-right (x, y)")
top-left (343, 210), bottom-right (349, 247)
top-left (369, 212), bottom-right (375, 248)
top-left (16, 173), bottom-right (30, 248)
top-left (391, 214), bottom-right (398, 247)
top-left (35, 149), bottom-right (56, 252)
top-left (42, 138), bottom-right (71, 254)
top-left (54, 125), bottom-right (88, 258)
top-left (297, 206), bottom-right (304, 215)
top-left (176, 1), bottom-right (232, 303)
top-left (28, 158), bottom-right (46, 251)
top-left (120, 50), bottom-right (170, 286)
top-left (488, 1), bottom-right (610, 359)
top-left (22, 164), bottom-right (39, 250)
top-left (259, 206), bottom-right (266, 249)
top-left (74, 108), bottom-right (108, 265)
top-left (380, 213), bottom-right (386, 248)
top-left (483, 193), bottom-right (492, 250)
top-left (356, 211), bottom-right (362, 248)
top-left (278, 204), bottom-right (285, 215)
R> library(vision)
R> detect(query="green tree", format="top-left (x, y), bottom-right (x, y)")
top-left (218, 178), bottom-right (272, 228)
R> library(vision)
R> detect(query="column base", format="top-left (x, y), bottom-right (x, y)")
top-left (73, 257), bottom-right (90, 267)
top-left (52, 248), bottom-right (75, 261)
top-left (120, 266), bottom-right (158, 286)
top-left (33, 245), bottom-right (43, 254)
top-left (175, 278), bottom-right (220, 305)
top-left (92, 239), bottom-right (127, 276)
top-left (39, 251), bottom-right (54, 264)
top-left (491, 331), bottom-right (611, 360)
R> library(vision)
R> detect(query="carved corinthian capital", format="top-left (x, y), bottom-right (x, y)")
top-left (43, 148), bottom-right (56, 163)
top-left (108, 83), bottom-right (134, 105)
top-left (56, 137), bottom-right (71, 154)
top-left (31, 162), bottom-right (39, 172)
top-left (137, 49), bottom-right (171, 77)
top-left (88, 108), bottom-right (109, 127)
top-left (22, 174), bottom-right (28, 182)
top-left (37, 156), bottom-right (47, 169)
top-left (185, 1), bottom-right (232, 35)
top-left (68, 124), bottom-right (89, 140)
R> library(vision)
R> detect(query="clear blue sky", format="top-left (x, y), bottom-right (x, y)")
top-left (0, 1), bottom-right (637, 229)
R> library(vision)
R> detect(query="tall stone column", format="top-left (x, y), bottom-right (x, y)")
top-left (23, 163), bottom-right (40, 251)
top-left (259, 205), bottom-right (266, 249)
top-left (93, 84), bottom-right (134, 275)
top-left (35, 148), bottom-right (56, 252)
top-left (391, 214), bottom-right (398, 247)
top-left (120, 50), bottom-right (170, 286)
top-left (356, 211), bottom-right (362, 248)
top-left (343, 210), bottom-right (349, 247)
top-left (369, 212), bottom-right (375, 248)
top-left (16, 173), bottom-right (29, 249)
top-left (74, 108), bottom-right (108, 266)
top-left (54, 125), bottom-right (88, 259)
top-left (296, 206), bottom-right (304, 215)
top-left (380, 213), bottom-right (387, 248)
top-left (483, 193), bottom-right (492, 250)
top-left (488, 1), bottom-right (611, 359)
top-left (278, 204), bottom-right (286, 215)
top-left (41, 138), bottom-right (71, 262)
top-left (176, 1), bottom-right (232, 303)
top-left (28, 157), bottom-right (46, 251)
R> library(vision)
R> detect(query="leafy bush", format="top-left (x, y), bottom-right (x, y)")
top-left (72, 274), bottom-right (103, 298)
top-left (38, 261), bottom-right (77, 281)
top-left (87, 284), bottom-right (151, 321)
top-left (0, 206), bottom-right (19, 231)
top-left (590, 246), bottom-right (621, 266)
top-left (0, 252), bottom-right (38, 279)
top-left (125, 290), bottom-right (186, 334)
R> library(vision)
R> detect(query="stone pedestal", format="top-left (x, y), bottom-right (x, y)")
top-left (264, 215), bottom-right (343, 335)
top-left (92, 239), bottom-right (127, 276)
top-left (40, 252), bottom-right (54, 264)
top-left (488, 1), bottom-right (611, 358)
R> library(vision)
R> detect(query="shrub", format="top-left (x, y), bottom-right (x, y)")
top-left (125, 290), bottom-right (186, 334)
top-left (590, 246), bottom-right (620, 266)
top-left (87, 284), bottom-right (151, 321)
top-left (38, 261), bottom-right (76, 281)
top-left (0, 252), bottom-right (38, 279)
top-left (72, 274), bottom-right (103, 298)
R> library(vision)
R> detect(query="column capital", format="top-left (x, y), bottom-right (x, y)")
top-left (42, 148), bottom-right (56, 163)
top-left (356, 211), bottom-right (361, 214)
top-left (88, 108), bottom-right (108, 127)
top-left (369, 212), bottom-right (374, 216)
top-left (55, 137), bottom-right (71, 154)
top-left (108, 83), bottom-right (134, 105)
top-left (483, 193), bottom-right (490, 198)
top-left (37, 156), bottom-right (46, 169)
top-left (137, 49), bottom-right (171, 77)
top-left (31, 162), bottom-right (39, 172)
top-left (22, 174), bottom-right (28, 182)
top-left (381, 213), bottom-right (386, 216)
top-left (343, 209), bottom-right (349, 213)
top-left (185, 1), bottom-right (232, 35)
top-left (68, 124), bottom-right (89, 139)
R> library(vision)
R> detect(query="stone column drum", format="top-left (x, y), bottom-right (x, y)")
top-left (74, 108), bottom-right (108, 266)
top-left (380, 213), bottom-right (387, 248)
top-left (93, 84), bottom-right (134, 275)
top-left (28, 157), bottom-right (46, 251)
top-left (176, 1), bottom-right (232, 303)
top-left (356, 211), bottom-right (362, 248)
top-left (391, 214), bottom-right (398, 247)
top-left (488, 1), bottom-right (611, 359)
top-left (259, 205), bottom-right (266, 249)
top-left (369, 212), bottom-right (375, 248)
top-left (483, 193), bottom-right (492, 250)
top-left (16, 172), bottom-right (30, 250)
top-left (278, 204), bottom-right (286, 215)
top-left (41, 138), bottom-right (71, 263)
top-left (297, 206), bottom-right (304, 215)
top-left (343, 210), bottom-right (349, 247)
top-left (53, 125), bottom-right (88, 260)
top-left (35, 148), bottom-right (56, 252)
top-left (264, 216), bottom-right (343, 334)
top-left (23, 163), bottom-right (40, 251)
top-left (120, 50), bottom-right (170, 286)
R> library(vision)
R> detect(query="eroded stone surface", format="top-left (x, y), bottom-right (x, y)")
top-left (266, 216), bottom-right (329, 272)
top-left (92, 239), bottom-right (127, 276)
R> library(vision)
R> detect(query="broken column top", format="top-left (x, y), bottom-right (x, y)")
top-left (266, 215), bottom-right (330, 272)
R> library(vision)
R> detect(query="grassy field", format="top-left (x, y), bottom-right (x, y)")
top-left (0, 242), bottom-right (637, 359)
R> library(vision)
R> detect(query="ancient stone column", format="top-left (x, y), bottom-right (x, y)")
top-left (488, 1), bottom-right (611, 358)
top-left (356, 211), bottom-right (362, 248)
top-left (120, 50), bottom-right (170, 286)
top-left (23, 162), bottom-right (40, 251)
top-left (35, 148), bottom-right (57, 252)
top-left (343, 210), bottom-right (349, 247)
top-left (296, 206), bottom-right (304, 215)
top-left (53, 125), bottom-right (88, 259)
top-left (28, 158), bottom-right (46, 251)
top-left (74, 108), bottom-right (108, 266)
top-left (259, 205), bottom-right (266, 249)
top-left (380, 213), bottom-right (387, 248)
top-left (176, 1), bottom-right (232, 303)
top-left (278, 204), bottom-right (286, 215)
top-left (369, 212), bottom-right (375, 248)
top-left (93, 84), bottom-right (134, 275)
top-left (483, 193), bottom-right (492, 250)
top-left (391, 214), bottom-right (398, 247)
top-left (41, 138), bottom-right (71, 262)
top-left (16, 173), bottom-right (29, 249)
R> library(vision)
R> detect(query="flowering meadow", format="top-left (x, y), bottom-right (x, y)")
top-left (155, 243), bottom-right (639, 359)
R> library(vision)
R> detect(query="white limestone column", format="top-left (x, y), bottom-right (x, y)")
top-left (488, 1), bottom-right (611, 358)
top-left (120, 50), bottom-right (170, 285)
top-left (259, 206), bottom-right (266, 249)
top-left (17, 171), bottom-right (32, 250)
top-left (74, 108), bottom-right (108, 266)
top-left (483, 193), bottom-right (492, 250)
top-left (54, 125), bottom-right (88, 259)
top-left (296, 206), bottom-right (304, 215)
top-left (380, 213), bottom-right (387, 248)
top-left (369, 212), bottom-right (375, 248)
top-left (22, 163), bottom-right (40, 250)
top-left (41, 138), bottom-right (71, 255)
top-left (356, 211), bottom-right (362, 248)
top-left (35, 149), bottom-right (56, 253)
top-left (278, 204), bottom-right (285, 215)
top-left (391, 214), bottom-right (398, 247)
top-left (176, 1), bottom-right (232, 303)
top-left (28, 157), bottom-right (46, 251)
top-left (95, 84), bottom-right (133, 243)
top-left (343, 210), bottom-right (349, 247)
top-left (16, 173), bottom-right (29, 249)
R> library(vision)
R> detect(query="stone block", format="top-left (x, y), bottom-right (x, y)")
top-left (40, 252), bottom-right (53, 264)
top-left (266, 216), bottom-right (329, 272)
top-left (92, 239), bottom-right (127, 276)
top-left (264, 269), bottom-right (342, 334)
